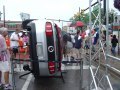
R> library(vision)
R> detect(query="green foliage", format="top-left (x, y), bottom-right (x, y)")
top-left (70, 5), bottom-right (118, 25)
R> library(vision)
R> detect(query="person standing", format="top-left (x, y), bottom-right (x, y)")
top-left (111, 35), bottom-right (118, 55)
top-left (62, 33), bottom-right (68, 60)
top-left (5, 35), bottom-right (10, 51)
top-left (70, 34), bottom-right (75, 48)
top-left (22, 32), bottom-right (29, 54)
top-left (84, 34), bottom-right (90, 55)
top-left (70, 34), bottom-right (75, 59)
top-left (92, 28), bottom-right (99, 52)
top-left (0, 27), bottom-right (12, 89)
top-left (74, 30), bottom-right (83, 60)
top-left (10, 29), bottom-right (20, 58)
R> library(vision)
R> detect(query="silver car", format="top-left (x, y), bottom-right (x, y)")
top-left (22, 19), bottom-right (63, 78)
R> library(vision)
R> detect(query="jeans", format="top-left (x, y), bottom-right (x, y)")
top-left (111, 47), bottom-right (116, 55)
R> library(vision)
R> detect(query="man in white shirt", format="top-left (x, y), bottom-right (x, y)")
top-left (10, 29), bottom-right (20, 57)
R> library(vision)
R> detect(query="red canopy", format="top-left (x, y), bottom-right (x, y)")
top-left (76, 21), bottom-right (84, 27)
top-left (69, 21), bottom-right (84, 27)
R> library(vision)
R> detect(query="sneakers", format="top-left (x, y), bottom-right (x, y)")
top-left (4, 84), bottom-right (13, 90)
top-left (0, 83), bottom-right (4, 90)
top-left (0, 83), bottom-right (3, 88)
top-left (0, 83), bottom-right (2, 87)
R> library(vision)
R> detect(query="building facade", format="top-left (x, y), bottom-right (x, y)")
top-left (0, 20), bottom-right (22, 31)
top-left (113, 15), bottom-right (120, 30)
top-left (62, 26), bottom-right (77, 34)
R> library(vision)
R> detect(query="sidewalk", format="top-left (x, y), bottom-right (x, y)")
top-left (90, 47), bottom-right (120, 79)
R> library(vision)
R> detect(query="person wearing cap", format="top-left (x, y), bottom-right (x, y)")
top-left (0, 27), bottom-right (12, 89)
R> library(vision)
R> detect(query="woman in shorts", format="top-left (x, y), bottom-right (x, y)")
top-left (0, 27), bottom-right (12, 90)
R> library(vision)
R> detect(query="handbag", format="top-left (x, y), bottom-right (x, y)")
top-left (0, 51), bottom-right (7, 61)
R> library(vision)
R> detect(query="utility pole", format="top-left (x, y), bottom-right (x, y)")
top-left (0, 11), bottom-right (2, 21)
top-left (103, 0), bottom-right (106, 25)
top-left (111, 13), bottom-right (114, 33)
top-left (3, 5), bottom-right (5, 27)
top-left (79, 7), bottom-right (80, 21)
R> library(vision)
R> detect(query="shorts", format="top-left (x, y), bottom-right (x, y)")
top-left (0, 61), bottom-right (10, 72)
top-left (67, 47), bottom-right (72, 53)
top-left (74, 48), bottom-right (83, 58)
top-left (12, 47), bottom-right (18, 54)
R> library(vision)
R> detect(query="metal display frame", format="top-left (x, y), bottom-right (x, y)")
top-left (88, 0), bottom-right (120, 90)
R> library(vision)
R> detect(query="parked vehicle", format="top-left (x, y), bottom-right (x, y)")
top-left (22, 19), bottom-right (63, 78)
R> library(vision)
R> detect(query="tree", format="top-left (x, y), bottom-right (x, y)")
top-left (70, 11), bottom-right (89, 25)
top-left (70, 6), bottom-right (118, 26)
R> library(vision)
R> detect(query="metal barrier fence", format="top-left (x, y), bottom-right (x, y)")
top-left (87, 0), bottom-right (120, 90)
top-left (10, 57), bottom-right (84, 90)
top-left (88, 0), bottom-right (114, 90)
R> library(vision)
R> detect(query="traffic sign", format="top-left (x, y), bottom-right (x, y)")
top-left (20, 12), bottom-right (30, 21)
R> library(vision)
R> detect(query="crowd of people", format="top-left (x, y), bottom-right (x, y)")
top-left (62, 27), bottom-right (119, 62)
top-left (0, 26), bottom-right (119, 89)
top-left (10, 29), bottom-right (29, 58)
top-left (0, 27), bottom-right (29, 90)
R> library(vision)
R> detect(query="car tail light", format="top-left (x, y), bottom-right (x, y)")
top-left (45, 22), bottom-right (53, 37)
top-left (48, 61), bottom-right (55, 74)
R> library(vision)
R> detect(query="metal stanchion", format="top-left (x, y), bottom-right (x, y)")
top-left (11, 58), bottom-right (84, 89)
top-left (89, 0), bottom-right (92, 89)
top-left (118, 29), bottom-right (120, 55)
top-left (11, 58), bottom-right (16, 90)
top-left (79, 59), bottom-right (84, 90)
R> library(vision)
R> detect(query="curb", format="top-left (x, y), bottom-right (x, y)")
top-left (95, 60), bottom-right (120, 79)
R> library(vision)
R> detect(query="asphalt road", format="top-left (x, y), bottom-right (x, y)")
top-left (1, 57), bottom-right (120, 90)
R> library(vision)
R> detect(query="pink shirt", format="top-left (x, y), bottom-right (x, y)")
top-left (23, 36), bottom-right (29, 43)
top-left (0, 34), bottom-right (10, 62)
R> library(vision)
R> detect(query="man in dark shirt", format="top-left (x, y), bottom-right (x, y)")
top-left (111, 35), bottom-right (118, 55)
top-left (74, 30), bottom-right (83, 60)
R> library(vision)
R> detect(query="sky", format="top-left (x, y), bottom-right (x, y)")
top-left (0, 0), bottom-right (119, 26)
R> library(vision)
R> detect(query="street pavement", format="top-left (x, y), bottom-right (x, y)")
top-left (1, 56), bottom-right (120, 90)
